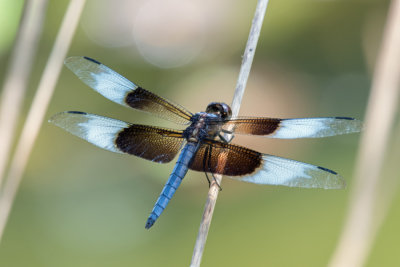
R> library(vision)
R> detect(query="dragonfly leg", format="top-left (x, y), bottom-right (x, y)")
top-left (202, 145), bottom-right (212, 187)
top-left (204, 172), bottom-right (212, 187)
top-left (207, 143), bottom-right (222, 191)
top-left (211, 172), bottom-right (222, 191)
top-left (219, 131), bottom-right (234, 143)
top-left (201, 142), bottom-right (223, 190)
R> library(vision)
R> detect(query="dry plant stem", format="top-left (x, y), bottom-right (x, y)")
top-left (190, 0), bottom-right (269, 266)
top-left (0, 0), bottom-right (86, 242)
top-left (328, 0), bottom-right (400, 266)
top-left (0, 0), bottom-right (48, 187)
top-left (375, 117), bottom-right (400, 231)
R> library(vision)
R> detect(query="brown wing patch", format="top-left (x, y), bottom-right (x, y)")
top-left (126, 87), bottom-right (193, 124)
top-left (189, 140), bottom-right (262, 176)
top-left (116, 125), bottom-right (184, 163)
top-left (221, 117), bottom-right (281, 135)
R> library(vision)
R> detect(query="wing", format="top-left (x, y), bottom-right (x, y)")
top-left (49, 111), bottom-right (184, 163)
top-left (219, 116), bottom-right (362, 138)
top-left (189, 140), bottom-right (345, 189)
top-left (64, 56), bottom-right (193, 124)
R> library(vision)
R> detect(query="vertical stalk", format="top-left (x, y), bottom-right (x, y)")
top-left (0, 0), bottom-right (48, 187)
top-left (190, 1), bottom-right (270, 266)
top-left (328, 0), bottom-right (400, 266)
top-left (0, 0), bottom-right (86, 243)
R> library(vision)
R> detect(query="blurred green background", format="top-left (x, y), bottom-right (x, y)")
top-left (1, 0), bottom-right (398, 266)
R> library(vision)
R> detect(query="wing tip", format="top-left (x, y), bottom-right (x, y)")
top-left (334, 116), bottom-right (354, 120)
top-left (322, 170), bottom-right (346, 190)
top-left (328, 175), bottom-right (346, 190)
top-left (64, 56), bottom-right (81, 65)
top-left (83, 56), bottom-right (101, 65)
top-left (352, 119), bottom-right (363, 133)
top-left (67, 111), bottom-right (87, 115)
top-left (337, 117), bottom-right (363, 134)
top-left (49, 111), bottom-right (87, 122)
top-left (48, 111), bottom-right (68, 124)
top-left (317, 166), bottom-right (337, 175)
top-left (64, 56), bottom-right (102, 69)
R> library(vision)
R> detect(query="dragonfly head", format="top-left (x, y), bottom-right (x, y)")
top-left (206, 102), bottom-right (232, 120)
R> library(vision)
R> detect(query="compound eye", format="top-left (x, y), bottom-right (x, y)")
top-left (206, 102), bottom-right (232, 119)
top-left (220, 103), bottom-right (232, 119)
top-left (205, 102), bottom-right (219, 114)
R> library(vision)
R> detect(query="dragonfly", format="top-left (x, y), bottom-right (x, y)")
top-left (50, 56), bottom-right (362, 229)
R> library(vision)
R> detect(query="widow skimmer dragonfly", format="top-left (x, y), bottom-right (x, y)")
top-left (50, 56), bottom-right (362, 229)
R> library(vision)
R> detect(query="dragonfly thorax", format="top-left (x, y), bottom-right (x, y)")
top-left (183, 112), bottom-right (223, 142)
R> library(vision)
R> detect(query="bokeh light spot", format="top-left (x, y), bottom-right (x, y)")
top-left (133, 0), bottom-right (205, 68)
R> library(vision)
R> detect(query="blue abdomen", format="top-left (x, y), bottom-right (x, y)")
top-left (145, 142), bottom-right (198, 229)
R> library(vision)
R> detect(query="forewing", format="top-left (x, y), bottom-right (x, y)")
top-left (221, 117), bottom-right (362, 138)
top-left (189, 140), bottom-right (345, 189)
top-left (220, 117), bottom-right (281, 136)
top-left (49, 111), bottom-right (184, 163)
top-left (64, 56), bottom-right (192, 124)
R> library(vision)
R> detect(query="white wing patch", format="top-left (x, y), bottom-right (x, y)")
top-left (49, 111), bottom-right (129, 153)
top-left (270, 117), bottom-right (362, 139)
top-left (231, 154), bottom-right (345, 189)
top-left (64, 56), bottom-right (138, 106)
